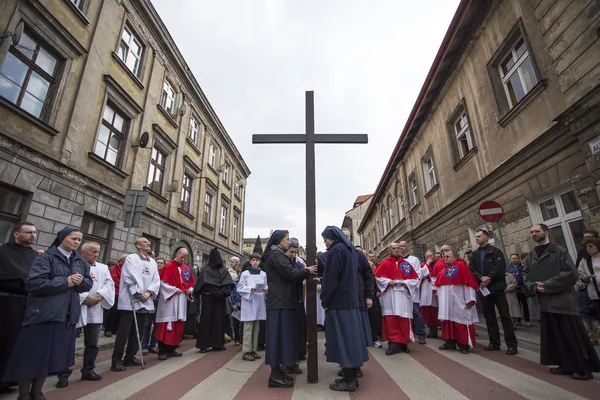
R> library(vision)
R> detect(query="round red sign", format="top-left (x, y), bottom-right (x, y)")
top-left (478, 200), bottom-right (504, 223)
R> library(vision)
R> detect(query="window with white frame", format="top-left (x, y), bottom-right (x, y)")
top-left (203, 191), bottom-right (214, 226)
top-left (421, 151), bottom-right (437, 193)
top-left (498, 36), bottom-right (539, 108)
top-left (94, 104), bottom-right (127, 166)
top-left (223, 162), bottom-right (231, 186)
top-left (219, 205), bottom-right (228, 236)
top-left (234, 175), bottom-right (242, 198)
top-left (409, 174), bottom-right (419, 207)
top-left (208, 144), bottom-right (216, 167)
top-left (453, 111), bottom-right (474, 159)
top-left (389, 196), bottom-right (395, 228)
top-left (180, 172), bottom-right (193, 213)
top-left (535, 190), bottom-right (584, 259)
top-left (189, 115), bottom-right (200, 146)
top-left (160, 79), bottom-right (177, 114)
top-left (70, 0), bottom-right (85, 11)
top-left (0, 31), bottom-right (59, 119)
top-left (147, 147), bottom-right (167, 194)
top-left (117, 25), bottom-right (143, 77)
top-left (232, 214), bottom-right (239, 242)
top-left (381, 206), bottom-right (388, 235)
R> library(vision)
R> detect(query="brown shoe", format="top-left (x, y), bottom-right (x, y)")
top-left (418, 338), bottom-right (427, 345)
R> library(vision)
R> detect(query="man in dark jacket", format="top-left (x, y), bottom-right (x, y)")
top-left (524, 224), bottom-right (600, 380)
top-left (0, 222), bottom-right (38, 392)
top-left (469, 230), bottom-right (518, 355)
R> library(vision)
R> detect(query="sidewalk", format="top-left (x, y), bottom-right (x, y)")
top-left (75, 331), bottom-right (115, 357)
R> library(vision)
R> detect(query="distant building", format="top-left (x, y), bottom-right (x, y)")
top-left (243, 236), bottom-right (269, 255)
top-left (342, 195), bottom-right (372, 248)
top-left (0, 0), bottom-right (250, 267)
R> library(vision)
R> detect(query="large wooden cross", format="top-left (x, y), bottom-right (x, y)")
top-left (253, 91), bottom-right (368, 383)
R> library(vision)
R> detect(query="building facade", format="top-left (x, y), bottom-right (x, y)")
top-left (342, 194), bottom-right (372, 247)
top-left (358, 0), bottom-right (600, 263)
top-left (0, 0), bottom-right (250, 266)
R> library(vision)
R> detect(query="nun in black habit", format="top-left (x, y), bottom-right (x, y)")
top-left (194, 248), bottom-right (234, 352)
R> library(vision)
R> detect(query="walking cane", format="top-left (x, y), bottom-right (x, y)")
top-left (127, 284), bottom-right (146, 369)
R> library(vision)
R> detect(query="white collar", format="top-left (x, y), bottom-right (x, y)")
top-left (57, 246), bottom-right (73, 259)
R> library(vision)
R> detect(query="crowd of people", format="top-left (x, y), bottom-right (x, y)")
top-left (1, 220), bottom-right (599, 399)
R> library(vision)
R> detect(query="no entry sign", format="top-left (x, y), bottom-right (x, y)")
top-left (478, 200), bottom-right (504, 223)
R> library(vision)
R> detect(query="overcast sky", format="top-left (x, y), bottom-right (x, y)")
top-left (151, 0), bottom-right (460, 251)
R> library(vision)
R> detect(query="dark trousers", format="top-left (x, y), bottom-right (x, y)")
top-left (517, 294), bottom-right (530, 322)
top-left (231, 317), bottom-right (241, 342)
top-left (105, 295), bottom-right (120, 334)
top-left (82, 324), bottom-right (102, 374)
top-left (481, 291), bottom-right (518, 348)
top-left (111, 310), bottom-right (145, 365)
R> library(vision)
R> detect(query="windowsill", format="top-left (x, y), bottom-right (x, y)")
top-left (234, 194), bottom-right (242, 201)
top-left (498, 80), bottom-right (547, 127)
top-left (111, 52), bottom-right (145, 90)
top-left (207, 163), bottom-right (218, 175)
top-left (222, 181), bottom-right (231, 190)
top-left (0, 97), bottom-right (59, 136)
top-left (453, 146), bottom-right (478, 171)
top-left (157, 104), bottom-right (179, 128)
top-left (424, 183), bottom-right (440, 199)
top-left (143, 186), bottom-right (169, 203)
top-left (63, 0), bottom-right (91, 25)
top-left (87, 152), bottom-right (129, 178)
top-left (218, 232), bottom-right (229, 239)
top-left (232, 239), bottom-right (239, 245)
top-left (409, 203), bottom-right (420, 212)
top-left (202, 222), bottom-right (215, 231)
top-left (186, 137), bottom-right (201, 155)
top-left (178, 208), bottom-right (195, 220)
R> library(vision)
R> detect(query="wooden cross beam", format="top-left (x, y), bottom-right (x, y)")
top-left (252, 91), bottom-right (368, 383)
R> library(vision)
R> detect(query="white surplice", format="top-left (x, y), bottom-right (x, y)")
top-left (118, 254), bottom-right (160, 312)
top-left (437, 285), bottom-right (479, 325)
top-left (376, 276), bottom-right (419, 319)
top-left (77, 262), bottom-right (115, 328)
top-left (237, 270), bottom-right (267, 322)
top-left (155, 271), bottom-right (191, 330)
top-left (404, 255), bottom-right (425, 303)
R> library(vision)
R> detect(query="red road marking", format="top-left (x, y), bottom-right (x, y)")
top-left (474, 344), bottom-right (600, 399)
top-left (411, 345), bottom-right (527, 399)
top-left (349, 353), bottom-right (409, 400)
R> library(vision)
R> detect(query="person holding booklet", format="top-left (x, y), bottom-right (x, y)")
top-left (237, 253), bottom-right (268, 361)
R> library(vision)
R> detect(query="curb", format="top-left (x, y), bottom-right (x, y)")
top-left (75, 341), bottom-right (115, 358)
top-left (474, 323), bottom-right (541, 352)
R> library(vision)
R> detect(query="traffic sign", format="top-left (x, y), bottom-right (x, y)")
top-left (478, 200), bottom-right (504, 223)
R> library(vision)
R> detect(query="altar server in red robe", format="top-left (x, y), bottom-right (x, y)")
top-left (437, 248), bottom-right (479, 354)
top-left (155, 248), bottom-right (196, 359)
top-left (374, 242), bottom-right (419, 355)
top-left (420, 251), bottom-right (440, 338)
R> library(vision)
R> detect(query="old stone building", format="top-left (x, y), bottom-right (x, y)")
top-left (358, 0), bottom-right (600, 262)
top-left (341, 194), bottom-right (372, 247)
top-left (0, 0), bottom-right (250, 266)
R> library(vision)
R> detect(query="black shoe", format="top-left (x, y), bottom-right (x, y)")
top-left (484, 344), bottom-right (501, 351)
top-left (198, 349), bottom-right (208, 354)
top-left (458, 346), bottom-right (470, 354)
top-left (30, 393), bottom-right (46, 400)
top-left (355, 368), bottom-right (363, 378)
top-left (242, 352), bottom-right (255, 361)
top-left (167, 351), bottom-right (183, 358)
top-left (329, 380), bottom-right (356, 392)
top-left (505, 347), bottom-right (518, 356)
top-left (17, 395), bottom-right (31, 400)
top-left (282, 374), bottom-right (293, 383)
top-left (81, 371), bottom-right (102, 381)
top-left (571, 372), bottom-right (593, 380)
top-left (337, 368), bottom-right (344, 377)
top-left (104, 331), bottom-right (112, 338)
top-left (386, 347), bottom-right (400, 356)
top-left (55, 377), bottom-right (68, 388)
top-left (400, 344), bottom-right (410, 354)
top-left (281, 365), bottom-right (294, 374)
top-left (123, 358), bottom-right (142, 366)
top-left (550, 367), bottom-right (572, 375)
top-left (298, 354), bottom-right (306, 361)
top-left (158, 353), bottom-right (168, 360)
top-left (111, 364), bottom-right (126, 372)
top-left (292, 364), bottom-right (302, 374)
top-left (212, 347), bottom-right (226, 351)
top-left (257, 344), bottom-right (265, 351)
top-left (439, 342), bottom-right (457, 351)
top-left (335, 378), bottom-right (360, 387)
top-left (251, 351), bottom-right (261, 359)
top-left (268, 376), bottom-right (293, 388)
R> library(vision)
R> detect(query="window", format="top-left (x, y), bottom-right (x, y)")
top-left (409, 174), bottom-right (419, 207)
top-left (117, 25), bottom-right (143, 77)
top-left (453, 112), bottom-right (474, 158)
top-left (234, 175), bottom-right (242, 198)
top-left (232, 215), bottom-right (239, 243)
top-left (422, 158), bottom-right (437, 192)
top-left (0, 31), bottom-right (59, 119)
top-left (0, 185), bottom-right (27, 244)
top-left (93, 104), bottom-right (127, 166)
top-left (147, 147), bottom-right (166, 194)
top-left (208, 144), bottom-right (216, 167)
top-left (203, 192), bottom-right (214, 226)
top-left (388, 196), bottom-right (395, 228)
top-left (160, 79), bottom-right (177, 114)
top-left (70, 0), bottom-right (84, 10)
top-left (219, 205), bottom-right (228, 236)
top-left (498, 36), bottom-right (538, 108)
top-left (142, 233), bottom-right (160, 257)
top-left (80, 214), bottom-right (112, 263)
top-left (381, 206), bottom-right (388, 235)
top-left (536, 191), bottom-right (584, 259)
top-left (223, 162), bottom-right (230, 186)
top-left (189, 116), bottom-right (200, 146)
top-left (180, 172), bottom-right (193, 213)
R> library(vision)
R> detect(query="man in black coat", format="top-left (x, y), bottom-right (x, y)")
top-left (469, 229), bottom-right (518, 355)
top-left (0, 222), bottom-right (38, 392)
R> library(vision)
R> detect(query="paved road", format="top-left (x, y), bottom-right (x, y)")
top-left (1, 334), bottom-right (598, 400)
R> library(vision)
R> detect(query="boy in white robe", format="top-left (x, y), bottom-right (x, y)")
top-left (237, 254), bottom-right (268, 361)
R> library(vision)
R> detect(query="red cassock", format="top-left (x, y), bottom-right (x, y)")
top-left (420, 261), bottom-right (440, 327)
top-left (374, 256), bottom-right (419, 344)
top-left (436, 258), bottom-right (479, 347)
top-left (155, 260), bottom-right (196, 345)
